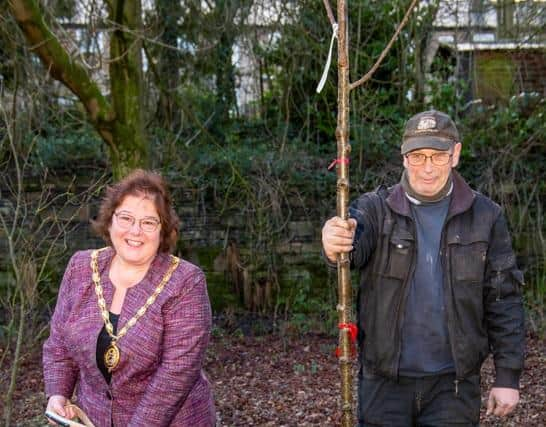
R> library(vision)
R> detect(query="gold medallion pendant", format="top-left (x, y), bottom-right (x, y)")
top-left (104, 342), bottom-right (120, 372)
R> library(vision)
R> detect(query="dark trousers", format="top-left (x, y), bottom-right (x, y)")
top-left (358, 367), bottom-right (481, 426)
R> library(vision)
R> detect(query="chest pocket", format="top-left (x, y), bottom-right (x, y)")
top-left (381, 225), bottom-right (414, 280)
top-left (448, 230), bottom-right (489, 283)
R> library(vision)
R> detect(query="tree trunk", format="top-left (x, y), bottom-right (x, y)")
top-left (155, 0), bottom-right (183, 130)
top-left (414, 28), bottom-right (425, 106)
top-left (108, 0), bottom-right (147, 178)
top-left (212, 0), bottom-right (238, 140)
top-left (413, 0), bottom-right (440, 108)
top-left (335, 1), bottom-right (354, 426)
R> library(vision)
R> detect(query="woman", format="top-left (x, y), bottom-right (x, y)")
top-left (43, 169), bottom-right (215, 426)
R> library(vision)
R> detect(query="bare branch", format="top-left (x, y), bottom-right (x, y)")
top-left (322, 0), bottom-right (337, 27)
top-left (350, 0), bottom-right (419, 91)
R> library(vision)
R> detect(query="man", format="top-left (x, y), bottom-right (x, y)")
top-left (322, 110), bottom-right (525, 426)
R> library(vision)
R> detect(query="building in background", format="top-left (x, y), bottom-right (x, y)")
top-left (427, 0), bottom-right (546, 104)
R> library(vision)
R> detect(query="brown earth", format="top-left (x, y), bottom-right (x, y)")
top-left (3, 332), bottom-right (544, 426)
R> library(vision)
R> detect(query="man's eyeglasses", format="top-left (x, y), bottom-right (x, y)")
top-left (405, 152), bottom-right (452, 166)
top-left (113, 212), bottom-right (161, 233)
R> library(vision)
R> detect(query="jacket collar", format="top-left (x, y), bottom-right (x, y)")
top-left (386, 170), bottom-right (475, 218)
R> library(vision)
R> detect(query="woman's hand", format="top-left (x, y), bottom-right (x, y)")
top-left (46, 395), bottom-right (76, 424)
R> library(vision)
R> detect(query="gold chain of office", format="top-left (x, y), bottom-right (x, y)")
top-left (91, 247), bottom-right (180, 372)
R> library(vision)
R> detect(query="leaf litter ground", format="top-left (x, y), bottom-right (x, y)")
top-left (3, 331), bottom-right (544, 426)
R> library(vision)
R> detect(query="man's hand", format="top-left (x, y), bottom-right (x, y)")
top-left (486, 387), bottom-right (519, 417)
top-left (322, 217), bottom-right (357, 262)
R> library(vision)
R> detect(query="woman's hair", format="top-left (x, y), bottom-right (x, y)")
top-left (91, 169), bottom-right (180, 253)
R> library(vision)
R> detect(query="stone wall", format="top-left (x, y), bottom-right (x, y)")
top-left (0, 176), bottom-right (328, 311)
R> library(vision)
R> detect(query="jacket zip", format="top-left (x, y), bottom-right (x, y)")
top-left (441, 216), bottom-right (465, 386)
top-left (416, 391), bottom-right (423, 412)
top-left (391, 218), bottom-right (417, 378)
top-left (495, 271), bottom-right (502, 301)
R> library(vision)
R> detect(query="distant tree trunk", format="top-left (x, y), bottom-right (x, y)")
top-left (8, 0), bottom-right (147, 179)
top-left (215, 31), bottom-right (237, 126)
top-left (155, 0), bottom-right (183, 130)
top-left (209, 0), bottom-right (255, 138)
top-left (413, 0), bottom-right (440, 107)
top-left (211, 0), bottom-right (238, 140)
top-left (414, 29), bottom-right (425, 106)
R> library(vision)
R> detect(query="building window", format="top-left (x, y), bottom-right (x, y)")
top-left (471, 0), bottom-right (487, 26)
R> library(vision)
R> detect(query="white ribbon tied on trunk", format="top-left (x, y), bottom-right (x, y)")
top-left (316, 23), bottom-right (338, 94)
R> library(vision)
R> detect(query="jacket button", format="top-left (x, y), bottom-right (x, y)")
top-left (396, 244), bottom-right (403, 249)
top-left (106, 391), bottom-right (112, 400)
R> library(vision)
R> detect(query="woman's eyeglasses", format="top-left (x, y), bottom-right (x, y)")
top-left (113, 212), bottom-right (161, 233)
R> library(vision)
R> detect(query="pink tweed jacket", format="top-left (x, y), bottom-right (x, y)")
top-left (43, 248), bottom-right (215, 426)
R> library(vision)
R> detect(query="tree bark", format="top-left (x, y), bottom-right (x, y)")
top-left (8, 0), bottom-right (147, 179)
top-left (107, 0), bottom-right (147, 178)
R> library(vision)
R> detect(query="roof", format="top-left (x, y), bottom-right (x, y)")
top-left (447, 42), bottom-right (546, 51)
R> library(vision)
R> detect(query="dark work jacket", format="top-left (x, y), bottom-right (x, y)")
top-left (348, 171), bottom-right (525, 386)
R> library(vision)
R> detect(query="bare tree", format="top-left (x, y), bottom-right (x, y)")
top-left (0, 80), bottom-right (106, 425)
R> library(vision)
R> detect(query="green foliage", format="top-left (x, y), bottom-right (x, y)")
top-left (153, 87), bottom-right (545, 330)
top-left (259, 0), bottom-right (413, 152)
top-left (427, 78), bottom-right (471, 117)
top-left (2, 0), bottom-right (544, 334)
top-left (33, 127), bottom-right (105, 172)
top-left (458, 95), bottom-right (546, 315)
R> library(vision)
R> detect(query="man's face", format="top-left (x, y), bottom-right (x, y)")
top-left (403, 143), bottom-right (461, 197)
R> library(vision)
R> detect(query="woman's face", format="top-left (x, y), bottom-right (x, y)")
top-left (108, 194), bottom-right (161, 267)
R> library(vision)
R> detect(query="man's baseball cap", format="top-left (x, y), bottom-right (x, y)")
top-left (401, 110), bottom-right (460, 155)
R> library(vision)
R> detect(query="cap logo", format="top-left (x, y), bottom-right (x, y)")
top-left (417, 116), bottom-right (436, 131)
